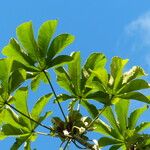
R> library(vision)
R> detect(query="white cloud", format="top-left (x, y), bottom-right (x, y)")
top-left (126, 11), bottom-right (150, 47)
top-left (116, 11), bottom-right (150, 69)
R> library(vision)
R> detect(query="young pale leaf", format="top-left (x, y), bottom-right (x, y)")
top-left (14, 87), bottom-right (31, 129)
top-left (16, 21), bottom-right (38, 62)
top-left (115, 100), bottom-right (129, 134)
top-left (38, 20), bottom-right (58, 58)
top-left (111, 57), bottom-right (128, 91)
top-left (123, 66), bottom-right (146, 84)
top-left (47, 34), bottom-right (75, 59)
top-left (128, 105), bottom-right (149, 129)
top-left (68, 52), bottom-right (81, 95)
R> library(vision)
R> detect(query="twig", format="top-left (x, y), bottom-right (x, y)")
top-left (6, 102), bottom-right (52, 131)
top-left (87, 105), bottom-right (107, 130)
top-left (43, 70), bottom-right (67, 122)
top-left (63, 140), bottom-right (70, 150)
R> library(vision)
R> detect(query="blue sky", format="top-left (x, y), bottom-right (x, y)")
top-left (0, 0), bottom-right (150, 149)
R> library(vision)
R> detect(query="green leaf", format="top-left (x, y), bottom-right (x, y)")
top-left (128, 105), bottom-right (148, 129)
top-left (24, 140), bottom-right (31, 150)
top-left (110, 144), bottom-right (124, 150)
top-left (9, 69), bottom-right (26, 93)
top-left (0, 58), bottom-right (13, 92)
top-left (115, 100), bottom-right (129, 134)
top-left (1, 124), bottom-right (26, 138)
top-left (111, 57), bottom-right (128, 91)
top-left (118, 92), bottom-right (150, 104)
top-left (55, 67), bottom-right (75, 94)
top-left (94, 119), bottom-right (112, 136)
top-left (68, 52), bottom-right (81, 95)
top-left (2, 38), bottom-right (34, 66)
top-left (102, 106), bottom-right (120, 133)
top-left (46, 55), bottom-right (73, 69)
top-left (31, 93), bottom-right (53, 124)
top-left (31, 72), bottom-right (48, 91)
top-left (81, 101), bottom-right (99, 118)
top-left (55, 94), bottom-right (74, 103)
top-left (3, 108), bottom-right (28, 131)
top-left (47, 34), bottom-right (75, 59)
top-left (91, 68), bottom-right (108, 88)
top-left (123, 66), bottom-right (146, 84)
top-left (14, 87), bottom-right (31, 129)
top-left (118, 79), bottom-right (150, 94)
top-left (38, 20), bottom-right (58, 58)
top-left (11, 135), bottom-right (30, 150)
top-left (86, 91), bottom-right (109, 105)
top-left (33, 111), bottom-right (52, 129)
top-left (98, 137), bottom-right (123, 147)
top-left (135, 122), bottom-right (150, 132)
top-left (84, 53), bottom-right (107, 70)
top-left (16, 21), bottom-right (38, 62)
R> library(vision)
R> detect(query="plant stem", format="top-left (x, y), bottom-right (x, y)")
top-left (6, 102), bottom-right (52, 131)
top-left (73, 135), bottom-right (97, 150)
top-left (77, 99), bottom-right (81, 111)
top-left (63, 140), bottom-right (70, 150)
top-left (36, 131), bottom-right (50, 136)
top-left (43, 70), bottom-right (67, 122)
top-left (87, 105), bottom-right (107, 130)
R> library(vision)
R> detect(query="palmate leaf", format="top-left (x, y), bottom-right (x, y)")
top-left (16, 21), bottom-right (39, 62)
top-left (68, 52), bottom-right (81, 95)
top-left (2, 20), bottom-right (74, 91)
top-left (0, 87), bottom-right (53, 149)
top-left (0, 58), bottom-right (27, 101)
top-left (123, 66), bottom-right (146, 84)
top-left (37, 20), bottom-right (58, 58)
top-left (96, 100), bottom-right (150, 149)
top-left (90, 56), bottom-right (150, 105)
top-left (98, 137), bottom-right (123, 148)
top-left (110, 56), bottom-right (128, 91)
top-left (118, 92), bottom-right (150, 104)
top-left (115, 100), bottom-right (129, 134)
top-left (55, 52), bottom-right (108, 109)
top-left (128, 105), bottom-right (149, 129)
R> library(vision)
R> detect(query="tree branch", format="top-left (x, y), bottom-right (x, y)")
top-left (43, 70), bottom-right (67, 122)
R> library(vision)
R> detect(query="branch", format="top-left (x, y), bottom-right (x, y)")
top-left (43, 70), bottom-right (67, 122)
top-left (87, 105), bottom-right (107, 129)
top-left (5, 102), bottom-right (52, 131)
top-left (73, 135), bottom-right (98, 150)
